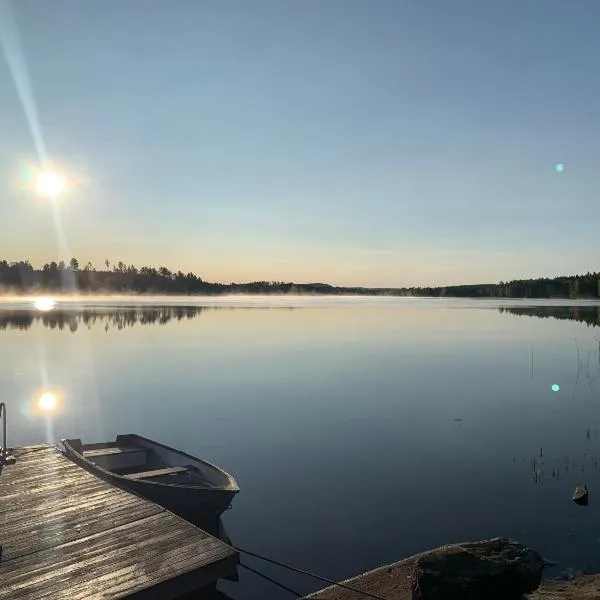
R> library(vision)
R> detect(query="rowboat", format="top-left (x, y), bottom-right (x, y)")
top-left (62, 434), bottom-right (239, 519)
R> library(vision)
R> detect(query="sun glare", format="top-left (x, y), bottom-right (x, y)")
top-left (36, 170), bottom-right (66, 199)
top-left (33, 297), bottom-right (56, 311)
top-left (37, 392), bottom-right (57, 412)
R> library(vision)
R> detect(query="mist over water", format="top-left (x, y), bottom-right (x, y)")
top-left (2, 297), bottom-right (600, 598)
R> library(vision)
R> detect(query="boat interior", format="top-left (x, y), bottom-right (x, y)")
top-left (66, 437), bottom-right (222, 487)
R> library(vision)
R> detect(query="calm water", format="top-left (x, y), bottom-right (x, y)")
top-left (3, 297), bottom-right (600, 598)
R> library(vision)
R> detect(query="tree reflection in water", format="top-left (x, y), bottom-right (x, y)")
top-left (0, 306), bottom-right (203, 332)
top-left (498, 305), bottom-right (600, 328)
top-left (0, 305), bottom-right (297, 333)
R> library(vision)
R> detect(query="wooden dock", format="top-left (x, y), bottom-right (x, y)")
top-left (0, 445), bottom-right (238, 599)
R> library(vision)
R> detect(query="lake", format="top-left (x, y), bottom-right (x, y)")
top-left (2, 297), bottom-right (600, 598)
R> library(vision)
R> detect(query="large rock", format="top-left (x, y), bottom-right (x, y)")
top-left (411, 538), bottom-right (544, 600)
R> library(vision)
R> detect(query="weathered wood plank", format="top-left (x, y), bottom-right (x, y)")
top-left (2, 501), bottom-right (162, 561)
top-left (83, 446), bottom-right (142, 457)
top-left (123, 466), bottom-right (189, 480)
top-left (5, 518), bottom-right (219, 598)
top-left (0, 445), bottom-right (238, 599)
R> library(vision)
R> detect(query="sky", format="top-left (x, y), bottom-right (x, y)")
top-left (1, 0), bottom-right (599, 288)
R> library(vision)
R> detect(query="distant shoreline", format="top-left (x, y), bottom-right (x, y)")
top-left (1, 258), bottom-right (599, 299)
top-left (1, 286), bottom-right (599, 300)
top-left (2, 291), bottom-right (600, 301)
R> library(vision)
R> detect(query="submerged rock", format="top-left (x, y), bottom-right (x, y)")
top-left (411, 537), bottom-right (544, 600)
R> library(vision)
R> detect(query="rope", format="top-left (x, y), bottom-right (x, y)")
top-left (234, 546), bottom-right (391, 600)
top-left (239, 561), bottom-right (303, 597)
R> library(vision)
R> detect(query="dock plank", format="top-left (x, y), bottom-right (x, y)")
top-left (0, 445), bottom-right (238, 599)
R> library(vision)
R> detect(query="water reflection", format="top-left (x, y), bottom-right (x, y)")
top-left (525, 451), bottom-right (600, 484)
top-left (0, 302), bottom-right (598, 333)
top-left (33, 297), bottom-right (56, 312)
top-left (0, 306), bottom-right (205, 332)
top-left (0, 305), bottom-right (298, 332)
top-left (502, 306), bottom-right (600, 397)
top-left (499, 305), bottom-right (600, 328)
top-left (517, 427), bottom-right (600, 485)
top-left (37, 391), bottom-right (57, 412)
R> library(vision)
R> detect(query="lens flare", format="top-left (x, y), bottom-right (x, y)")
top-left (33, 297), bottom-right (56, 311)
top-left (551, 384), bottom-right (560, 392)
top-left (555, 163), bottom-right (564, 173)
top-left (0, 0), bottom-right (47, 162)
top-left (37, 391), bottom-right (57, 412)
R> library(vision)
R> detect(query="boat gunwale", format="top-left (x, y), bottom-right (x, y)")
top-left (61, 434), bottom-right (240, 493)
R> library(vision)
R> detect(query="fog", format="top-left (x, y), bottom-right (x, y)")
top-left (0, 293), bottom-right (417, 310)
top-left (1, 294), bottom-right (600, 312)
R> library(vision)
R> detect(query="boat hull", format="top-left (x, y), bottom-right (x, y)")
top-left (118, 474), bottom-right (237, 520)
top-left (63, 436), bottom-right (239, 520)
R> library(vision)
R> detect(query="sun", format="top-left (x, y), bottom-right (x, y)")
top-left (36, 170), bottom-right (66, 199)
top-left (37, 392), bottom-right (57, 412)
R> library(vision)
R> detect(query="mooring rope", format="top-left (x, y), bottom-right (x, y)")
top-left (239, 561), bottom-right (303, 597)
top-left (234, 546), bottom-right (391, 600)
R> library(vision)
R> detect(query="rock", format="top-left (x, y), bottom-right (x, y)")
top-left (411, 537), bottom-right (544, 600)
top-left (572, 485), bottom-right (589, 505)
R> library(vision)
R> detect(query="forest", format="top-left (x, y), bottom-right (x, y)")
top-left (1, 258), bottom-right (599, 298)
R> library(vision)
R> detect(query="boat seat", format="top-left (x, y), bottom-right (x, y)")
top-left (83, 446), bottom-right (145, 458)
top-left (122, 466), bottom-right (190, 480)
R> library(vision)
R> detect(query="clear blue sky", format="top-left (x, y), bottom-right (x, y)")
top-left (1, 0), bottom-right (599, 287)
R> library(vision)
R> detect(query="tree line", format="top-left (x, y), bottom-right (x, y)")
top-left (0, 258), bottom-right (599, 298)
top-left (411, 273), bottom-right (600, 299)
